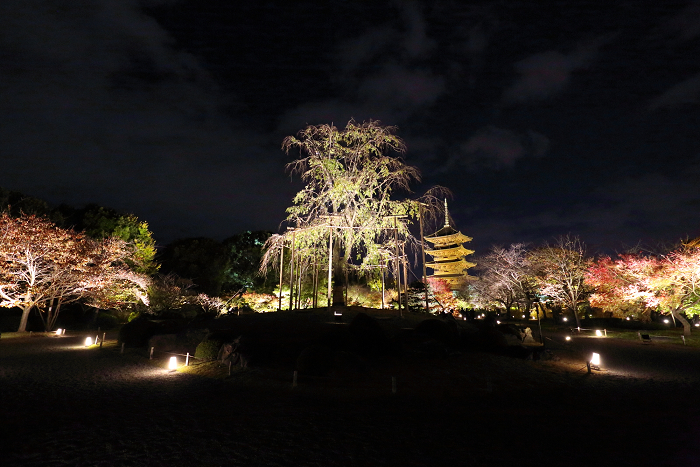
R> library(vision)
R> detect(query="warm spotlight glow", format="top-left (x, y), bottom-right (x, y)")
top-left (522, 314), bottom-right (526, 318)
top-left (695, 323), bottom-right (700, 327)
top-left (84, 337), bottom-right (92, 346)
top-left (55, 328), bottom-right (62, 336)
top-left (591, 352), bottom-right (600, 366)
top-left (168, 356), bottom-right (178, 370)
top-left (565, 336), bottom-right (571, 341)
top-left (496, 320), bottom-right (501, 324)
top-left (664, 319), bottom-right (670, 324)
top-left (595, 330), bottom-right (603, 337)
top-left (562, 317), bottom-right (568, 322)
top-left (626, 317), bottom-right (631, 321)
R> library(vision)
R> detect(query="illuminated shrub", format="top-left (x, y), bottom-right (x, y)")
top-left (346, 285), bottom-right (384, 308)
top-left (195, 338), bottom-right (225, 361)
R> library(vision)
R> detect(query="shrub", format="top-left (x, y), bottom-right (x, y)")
top-left (118, 317), bottom-right (159, 348)
top-left (195, 338), bottom-right (225, 360)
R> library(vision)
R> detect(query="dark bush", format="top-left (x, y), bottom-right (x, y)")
top-left (348, 312), bottom-right (390, 356)
top-left (118, 317), bottom-right (160, 348)
top-left (393, 329), bottom-right (448, 358)
top-left (478, 327), bottom-right (509, 351)
top-left (96, 311), bottom-right (119, 330)
top-left (415, 319), bottom-right (459, 348)
top-left (296, 345), bottom-right (334, 376)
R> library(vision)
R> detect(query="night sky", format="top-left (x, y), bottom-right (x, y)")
top-left (2, 0), bottom-right (700, 255)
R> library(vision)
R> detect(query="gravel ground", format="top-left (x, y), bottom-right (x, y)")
top-left (2, 332), bottom-right (700, 467)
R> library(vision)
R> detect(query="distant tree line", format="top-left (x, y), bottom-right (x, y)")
top-left (469, 235), bottom-right (700, 336)
top-left (0, 187), bottom-right (274, 331)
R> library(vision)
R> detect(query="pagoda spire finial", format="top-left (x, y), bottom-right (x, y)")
top-left (444, 198), bottom-right (450, 228)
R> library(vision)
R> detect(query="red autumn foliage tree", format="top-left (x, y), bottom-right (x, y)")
top-left (586, 255), bottom-right (652, 319)
top-left (587, 247), bottom-right (700, 336)
top-left (426, 277), bottom-right (457, 313)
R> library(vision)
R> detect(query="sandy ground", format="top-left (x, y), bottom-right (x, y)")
top-left (2, 331), bottom-right (700, 467)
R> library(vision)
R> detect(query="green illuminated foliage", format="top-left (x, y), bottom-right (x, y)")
top-left (262, 119), bottom-right (447, 307)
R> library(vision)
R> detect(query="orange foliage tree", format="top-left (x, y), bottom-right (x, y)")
top-left (0, 214), bottom-right (149, 331)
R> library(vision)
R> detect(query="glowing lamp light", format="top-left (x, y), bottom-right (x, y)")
top-left (562, 317), bottom-right (568, 322)
top-left (595, 330), bottom-right (603, 337)
top-left (664, 319), bottom-right (670, 324)
top-left (626, 317), bottom-right (631, 321)
top-left (84, 337), bottom-right (93, 346)
top-left (496, 320), bottom-right (501, 324)
top-left (522, 314), bottom-right (526, 318)
top-left (695, 323), bottom-right (700, 327)
top-left (565, 336), bottom-right (571, 341)
top-left (168, 356), bottom-right (178, 370)
top-left (55, 328), bottom-right (62, 336)
top-left (591, 352), bottom-right (601, 367)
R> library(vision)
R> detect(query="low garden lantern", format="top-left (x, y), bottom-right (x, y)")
top-left (168, 356), bottom-right (178, 371)
top-left (84, 337), bottom-right (92, 346)
top-left (590, 352), bottom-right (601, 370)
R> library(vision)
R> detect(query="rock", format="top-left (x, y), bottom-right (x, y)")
top-left (522, 327), bottom-right (537, 344)
top-left (217, 336), bottom-right (250, 368)
top-left (498, 324), bottom-right (524, 341)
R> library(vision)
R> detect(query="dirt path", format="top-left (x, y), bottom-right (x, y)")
top-left (2, 333), bottom-right (700, 466)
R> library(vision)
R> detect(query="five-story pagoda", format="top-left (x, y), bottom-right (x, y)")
top-left (425, 200), bottom-right (475, 288)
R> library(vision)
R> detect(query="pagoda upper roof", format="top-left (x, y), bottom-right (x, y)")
top-left (426, 227), bottom-right (472, 246)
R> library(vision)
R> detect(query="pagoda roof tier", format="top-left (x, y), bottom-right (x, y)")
top-left (428, 264), bottom-right (475, 275)
top-left (426, 230), bottom-right (472, 247)
top-left (427, 262), bottom-right (469, 274)
top-left (427, 245), bottom-right (474, 259)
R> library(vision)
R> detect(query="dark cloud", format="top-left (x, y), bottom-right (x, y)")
top-left (501, 34), bottom-right (615, 103)
top-left (278, 1), bottom-right (446, 133)
top-left (1, 0), bottom-right (699, 256)
top-left (648, 73), bottom-right (700, 110)
top-left (662, 1), bottom-right (700, 41)
top-left (429, 126), bottom-right (550, 172)
top-left (0, 0), bottom-right (288, 242)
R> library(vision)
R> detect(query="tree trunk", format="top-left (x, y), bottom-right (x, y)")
top-left (18, 305), bottom-right (32, 332)
top-left (671, 307), bottom-right (691, 337)
top-left (571, 304), bottom-right (580, 328)
top-left (332, 239), bottom-right (345, 306)
top-left (47, 299), bottom-right (63, 332)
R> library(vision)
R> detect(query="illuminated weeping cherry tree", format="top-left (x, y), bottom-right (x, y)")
top-left (260, 119), bottom-right (447, 310)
